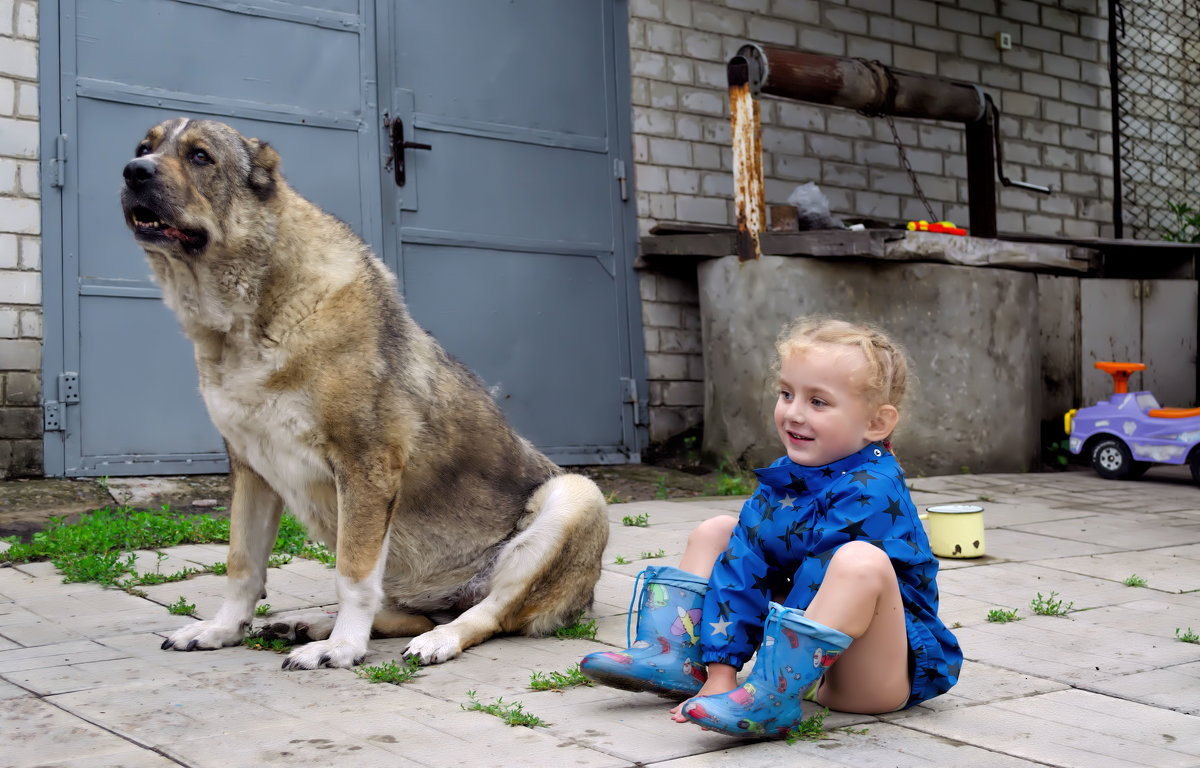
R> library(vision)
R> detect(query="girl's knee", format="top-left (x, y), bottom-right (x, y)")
top-left (688, 515), bottom-right (737, 551)
top-left (827, 541), bottom-right (895, 583)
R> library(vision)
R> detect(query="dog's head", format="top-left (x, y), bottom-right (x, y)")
top-left (120, 118), bottom-right (280, 258)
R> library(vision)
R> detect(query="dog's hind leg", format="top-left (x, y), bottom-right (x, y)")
top-left (404, 474), bottom-right (608, 664)
top-left (163, 456), bottom-right (283, 651)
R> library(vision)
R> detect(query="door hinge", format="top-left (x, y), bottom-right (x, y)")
top-left (621, 377), bottom-right (647, 426)
top-left (613, 158), bottom-right (628, 202)
top-left (43, 372), bottom-right (78, 432)
top-left (44, 402), bottom-right (65, 431)
top-left (50, 134), bottom-right (67, 189)
top-left (59, 372), bottom-right (79, 403)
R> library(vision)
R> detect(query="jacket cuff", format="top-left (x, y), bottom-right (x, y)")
top-left (700, 650), bottom-right (746, 669)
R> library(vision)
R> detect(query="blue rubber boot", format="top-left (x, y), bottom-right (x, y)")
top-left (579, 565), bottom-right (709, 698)
top-left (681, 602), bottom-right (851, 737)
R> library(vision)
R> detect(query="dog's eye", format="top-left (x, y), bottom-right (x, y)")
top-left (135, 144), bottom-right (151, 157)
top-left (189, 149), bottom-right (214, 166)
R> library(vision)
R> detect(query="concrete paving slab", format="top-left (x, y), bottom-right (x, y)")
top-left (1083, 662), bottom-right (1200, 715)
top-left (1009, 513), bottom-right (1200, 549)
top-left (953, 614), bottom-right (1198, 686)
top-left (903, 689), bottom-right (1200, 767)
top-left (0, 696), bottom-right (170, 767)
top-left (2, 470), bottom-right (1199, 766)
top-left (973, 527), bottom-right (1122, 561)
top-left (1035, 548), bottom-right (1200, 594)
top-left (937, 561), bottom-right (1136, 612)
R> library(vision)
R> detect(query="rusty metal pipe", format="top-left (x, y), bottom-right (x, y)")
top-left (729, 58), bottom-right (766, 261)
top-left (734, 44), bottom-right (987, 124)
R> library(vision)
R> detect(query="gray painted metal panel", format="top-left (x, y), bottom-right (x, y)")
top-left (42, 0), bottom-right (642, 475)
top-left (47, 0), bottom-right (380, 475)
top-left (384, 0), bottom-right (640, 464)
top-left (403, 244), bottom-right (623, 449)
top-left (1142, 280), bottom-right (1197, 408)
top-left (1080, 279), bottom-right (1141, 406)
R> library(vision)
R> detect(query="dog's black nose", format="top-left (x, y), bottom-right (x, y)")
top-left (123, 157), bottom-right (157, 188)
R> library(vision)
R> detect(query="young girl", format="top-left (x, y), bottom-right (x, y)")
top-left (581, 316), bottom-right (961, 737)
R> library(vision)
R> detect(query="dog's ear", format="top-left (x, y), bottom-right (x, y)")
top-left (246, 139), bottom-right (279, 201)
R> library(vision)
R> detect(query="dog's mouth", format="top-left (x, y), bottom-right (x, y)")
top-left (130, 206), bottom-right (209, 251)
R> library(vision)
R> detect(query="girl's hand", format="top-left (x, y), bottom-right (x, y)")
top-left (670, 663), bottom-right (738, 723)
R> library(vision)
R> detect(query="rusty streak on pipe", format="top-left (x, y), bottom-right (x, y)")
top-left (729, 58), bottom-right (766, 262)
top-left (736, 44), bottom-right (987, 124)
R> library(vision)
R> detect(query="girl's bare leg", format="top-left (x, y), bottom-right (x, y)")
top-left (677, 515), bottom-right (737, 578)
top-left (804, 541), bottom-right (911, 714)
top-left (668, 515), bottom-right (738, 722)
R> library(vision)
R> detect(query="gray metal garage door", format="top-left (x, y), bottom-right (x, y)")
top-left (40, 0), bottom-right (643, 476)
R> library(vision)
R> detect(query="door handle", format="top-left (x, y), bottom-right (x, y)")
top-left (390, 118), bottom-right (431, 187)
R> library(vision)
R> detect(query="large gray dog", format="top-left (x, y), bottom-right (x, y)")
top-left (121, 117), bottom-right (609, 669)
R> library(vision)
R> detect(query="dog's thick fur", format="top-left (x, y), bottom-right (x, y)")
top-left (121, 118), bottom-right (609, 669)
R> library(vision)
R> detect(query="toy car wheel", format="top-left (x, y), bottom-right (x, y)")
top-left (1091, 438), bottom-right (1134, 480)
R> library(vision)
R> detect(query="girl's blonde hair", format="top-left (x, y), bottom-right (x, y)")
top-left (774, 316), bottom-right (912, 424)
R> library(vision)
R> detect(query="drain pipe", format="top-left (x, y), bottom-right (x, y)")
top-left (728, 44), bottom-right (1047, 260)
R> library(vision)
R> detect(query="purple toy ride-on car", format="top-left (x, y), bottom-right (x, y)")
top-left (1066, 361), bottom-right (1200, 485)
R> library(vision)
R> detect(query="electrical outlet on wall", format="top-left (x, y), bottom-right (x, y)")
top-left (995, 31), bottom-right (1013, 50)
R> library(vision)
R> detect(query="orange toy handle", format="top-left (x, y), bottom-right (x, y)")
top-left (1094, 361), bottom-right (1145, 394)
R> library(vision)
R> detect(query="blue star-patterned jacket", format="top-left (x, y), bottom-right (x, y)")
top-left (701, 442), bottom-right (962, 707)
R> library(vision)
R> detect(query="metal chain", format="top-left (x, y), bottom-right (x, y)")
top-left (885, 113), bottom-right (937, 222)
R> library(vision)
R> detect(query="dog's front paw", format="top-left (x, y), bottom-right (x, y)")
top-left (161, 620), bottom-right (246, 651)
top-left (405, 626), bottom-right (464, 665)
top-left (281, 639), bottom-right (365, 670)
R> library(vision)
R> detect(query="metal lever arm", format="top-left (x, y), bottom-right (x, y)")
top-left (988, 96), bottom-right (1051, 194)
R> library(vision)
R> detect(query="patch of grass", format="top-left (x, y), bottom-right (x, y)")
top-left (711, 464), bottom-right (752, 496)
top-left (462, 690), bottom-right (548, 728)
top-left (529, 664), bottom-right (593, 691)
top-left (977, 494), bottom-right (994, 502)
top-left (267, 553), bottom-right (293, 568)
top-left (987, 608), bottom-right (1021, 623)
top-left (210, 561), bottom-right (227, 576)
top-left (654, 475), bottom-right (670, 500)
top-left (640, 549), bottom-right (666, 559)
top-left (166, 596), bottom-right (196, 616)
top-left (1, 506), bottom-right (230, 585)
top-left (243, 634), bottom-right (294, 653)
top-left (784, 707), bottom-right (829, 743)
top-left (613, 555), bottom-right (629, 565)
top-left (1123, 573), bottom-right (1147, 587)
top-left (255, 603), bottom-right (272, 617)
top-left (355, 657), bottom-right (422, 685)
top-left (1030, 591), bottom-right (1073, 617)
top-left (1, 506), bottom-right (334, 592)
top-left (1177, 627), bottom-right (1199, 644)
top-left (554, 613), bottom-right (598, 640)
top-left (603, 490), bottom-right (624, 505)
top-left (123, 566), bottom-right (199, 588)
top-left (621, 512), bottom-right (650, 527)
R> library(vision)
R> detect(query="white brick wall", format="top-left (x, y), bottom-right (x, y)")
top-left (630, 0), bottom-right (1128, 447)
top-left (0, 0), bottom-right (40, 478)
top-left (630, 0), bottom-right (1114, 240)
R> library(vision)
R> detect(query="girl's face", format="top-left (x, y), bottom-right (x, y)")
top-left (774, 344), bottom-right (894, 467)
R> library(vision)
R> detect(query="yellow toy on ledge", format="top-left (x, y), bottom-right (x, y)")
top-left (906, 220), bottom-right (966, 236)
